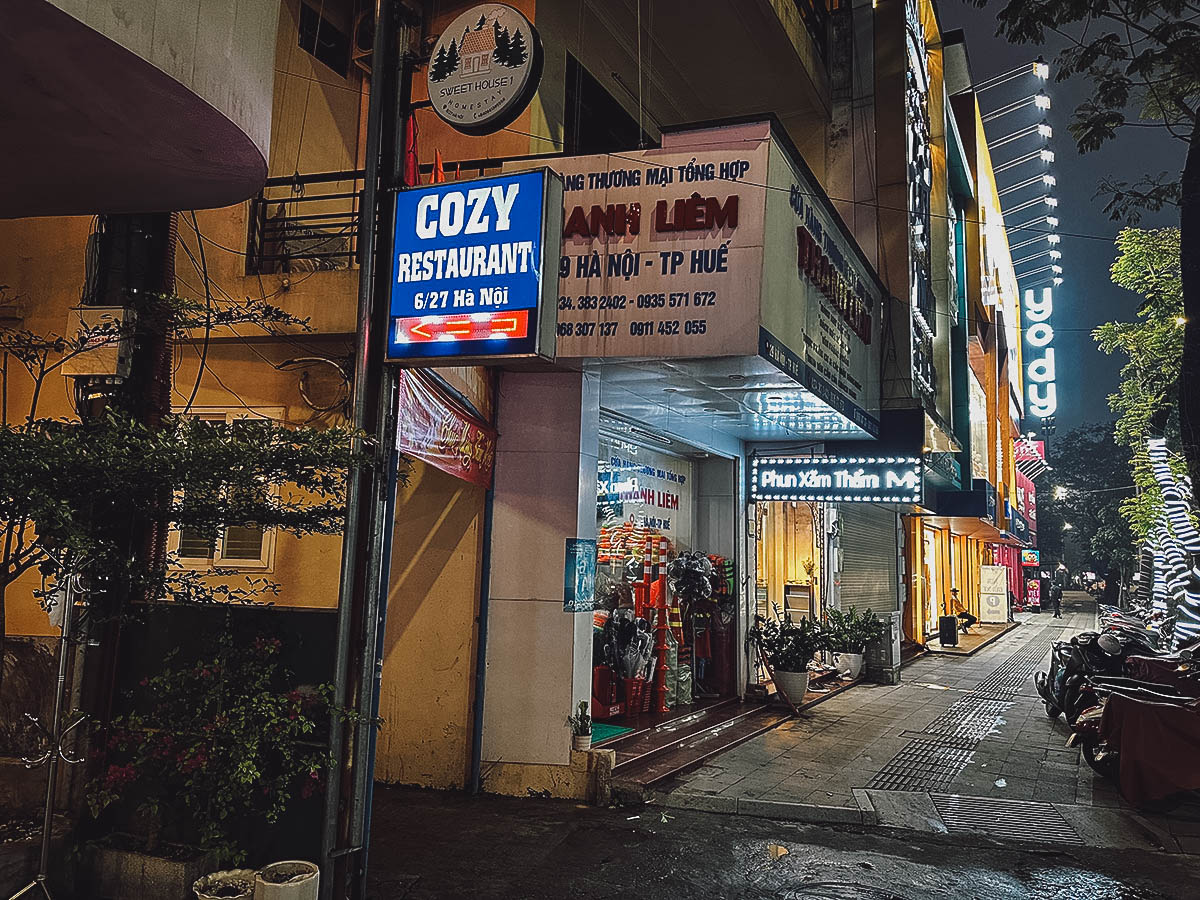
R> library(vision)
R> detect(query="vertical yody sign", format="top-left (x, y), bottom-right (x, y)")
top-left (1023, 286), bottom-right (1057, 417)
top-left (427, 4), bottom-right (543, 135)
top-left (387, 169), bottom-right (561, 363)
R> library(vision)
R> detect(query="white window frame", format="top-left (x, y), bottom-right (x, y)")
top-left (168, 407), bottom-right (285, 572)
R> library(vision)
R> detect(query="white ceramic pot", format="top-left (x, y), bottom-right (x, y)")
top-left (194, 868), bottom-right (256, 900)
top-left (572, 733), bottom-right (592, 751)
top-left (773, 669), bottom-right (810, 703)
top-left (255, 861), bottom-right (319, 900)
top-left (834, 652), bottom-right (865, 680)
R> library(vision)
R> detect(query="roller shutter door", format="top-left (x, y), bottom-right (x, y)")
top-left (839, 504), bottom-right (899, 616)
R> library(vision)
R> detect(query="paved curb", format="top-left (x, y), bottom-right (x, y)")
top-left (652, 788), bottom-right (1199, 856)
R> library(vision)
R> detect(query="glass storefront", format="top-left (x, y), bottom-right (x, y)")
top-left (591, 419), bottom-right (737, 722)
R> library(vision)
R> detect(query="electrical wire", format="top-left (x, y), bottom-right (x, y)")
top-left (183, 211), bottom-right (213, 414)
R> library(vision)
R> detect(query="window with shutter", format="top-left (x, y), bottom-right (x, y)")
top-left (171, 408), bottom-right (281, 570)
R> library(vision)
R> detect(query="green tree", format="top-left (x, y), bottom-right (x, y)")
top-left (445, 37), bottom-right (460, 76)
top-left (1045, 423), bottom-right (1137, 580)
top-left (1094, 227), bottom-right (1185, 540)
top-left (0, 288), bottom-right (359, 695)
top-left (974, 1), bottom-right (1200, 495)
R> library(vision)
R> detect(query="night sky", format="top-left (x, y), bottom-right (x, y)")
top-left (940, 1), bottom-right (1186, 433)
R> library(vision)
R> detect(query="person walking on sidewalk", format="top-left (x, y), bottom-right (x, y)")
top-left (1050, 582), bottom-right (1063, 618)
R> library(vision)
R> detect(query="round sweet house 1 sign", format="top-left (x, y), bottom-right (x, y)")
top-left (427, 4), bottom-right (543, 135)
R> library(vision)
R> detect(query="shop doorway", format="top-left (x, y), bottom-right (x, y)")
top-left (591, 421), bottom-right (738, 728)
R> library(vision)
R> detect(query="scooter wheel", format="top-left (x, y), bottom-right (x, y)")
top-left (1044, 700), bottom-right (1061, 719)
top-left (1082, 740), bottom-right (1118, 781)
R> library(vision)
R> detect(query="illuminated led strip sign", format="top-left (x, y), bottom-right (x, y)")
top-left (750, 456), bottom-right (923, 504)
top-left (1024, 286), bottom-right (1056, 417)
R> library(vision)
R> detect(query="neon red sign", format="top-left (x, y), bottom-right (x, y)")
top-left (393, 310), bottom-right (530, 345)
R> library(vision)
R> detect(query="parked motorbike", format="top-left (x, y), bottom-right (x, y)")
top-left (1036, 629), bottom-right (1158, 723)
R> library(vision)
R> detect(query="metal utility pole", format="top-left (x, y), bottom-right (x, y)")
top-left (321, 1), bottom-right (412, 897)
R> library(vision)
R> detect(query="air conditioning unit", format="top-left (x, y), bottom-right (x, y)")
top-left (60, 306), bottom-right (136, 379)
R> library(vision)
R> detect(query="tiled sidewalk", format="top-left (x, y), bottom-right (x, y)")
top-left (662, 595), bottom-right (1200, 854)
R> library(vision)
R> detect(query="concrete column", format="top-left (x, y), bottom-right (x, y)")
top-left (481, 370), bottom-right (599, 766)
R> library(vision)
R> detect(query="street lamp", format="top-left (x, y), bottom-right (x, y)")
top-left (990, 121), bottom-right (1053, 150)
top-left (1063, 523), bottom-right (1074, 530)
top-left (963, 57), bottom-right (1050, 93)
top-left (1010, 233), bottom-right (1060, 252)
top-left (1012, 249), bottom-right (1063, 266)
top-left (999, 173), bottom-right (1057, 197)
top-left (982, 91), bottom-right (1052, 123)
top-left (994, 148), bottom-right (1055, 175)
top-left (1004, 195), bottom-right (1058, 216)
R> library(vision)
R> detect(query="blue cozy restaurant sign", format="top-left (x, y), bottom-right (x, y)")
top-left (387, 170), bottom-right (559, 362)
top-left (751, 456), bottom-right (923, 504)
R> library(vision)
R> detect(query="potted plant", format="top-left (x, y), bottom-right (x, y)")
top-left (566, 700), bottom-right (592, 751)
top-left (824, 607), bottom-right (884, 680)
top-left (255, 860), bottom-right (319, 899)
top-left (193, 868), bottom-right (256, 899)
top-left (751, 615), bottom-right (827, 702)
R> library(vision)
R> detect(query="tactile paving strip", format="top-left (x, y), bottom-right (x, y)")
top-left (922, 697), bottom-right (1013, 742)
top-left (971, 627), bottom-right (1052, 699)
top-left (865, 736), bottom-right (976, 791)
top-left (868, 628), bottom-right (1053, 791)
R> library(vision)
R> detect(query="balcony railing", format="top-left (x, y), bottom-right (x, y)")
top-left (247, 170), bottom-right (364, 275)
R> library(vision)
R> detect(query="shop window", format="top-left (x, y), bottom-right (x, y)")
top-left (298, 1), bottom-right (352, 76)
top-left (564, 54), bottom-right (655, 155)
top-left (170, 409), bottom-right (282, 571)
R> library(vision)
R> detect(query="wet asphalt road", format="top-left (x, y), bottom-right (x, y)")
top-left (366, 787), bottom-right (1200, 899)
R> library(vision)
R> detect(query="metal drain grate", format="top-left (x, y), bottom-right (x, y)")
top-left (930, 792), bottom-right (1084, 844)
top-left (923, 697), bottom-right (1013, 742)
top-left (866, 737), bottom-right (975, 791)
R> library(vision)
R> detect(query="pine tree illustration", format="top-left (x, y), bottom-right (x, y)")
top-left (445, 38), bottom-right (460, 76)
top-left (430, 43), bottom-right (450, 82)
top-left (505, 28), bottom-right (528, 67)
top-left (493, 23), bottom-right (511, 65)
top-left (476, 12), bottom-right (487, 29)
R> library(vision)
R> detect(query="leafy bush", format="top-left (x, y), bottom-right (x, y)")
top-left (823, 606), bottom-right (885, 653)
top-left (750, 615), bottom-right (827, 672)
top-left (88, 635), bottom-right (335, 865)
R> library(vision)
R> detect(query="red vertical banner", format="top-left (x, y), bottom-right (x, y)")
top-left (397, 370), bottom-right (496, 487)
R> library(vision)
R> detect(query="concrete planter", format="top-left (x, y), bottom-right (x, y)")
top-left (773, 669), bottom-right (810, 703)
top-left (254, 860), bottom-right (319, 899)
top-left (84, 841), bottom-right (216, 900)
top-left (194, 868), bottom-right (256, 899)
top-left (833, 652), bottom-right (865, 680)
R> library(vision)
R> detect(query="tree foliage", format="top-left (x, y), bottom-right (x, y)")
top-left (1045, 423), bottom-right (1137, 574)
top-left (0, 287), bottom-right (362, 649)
